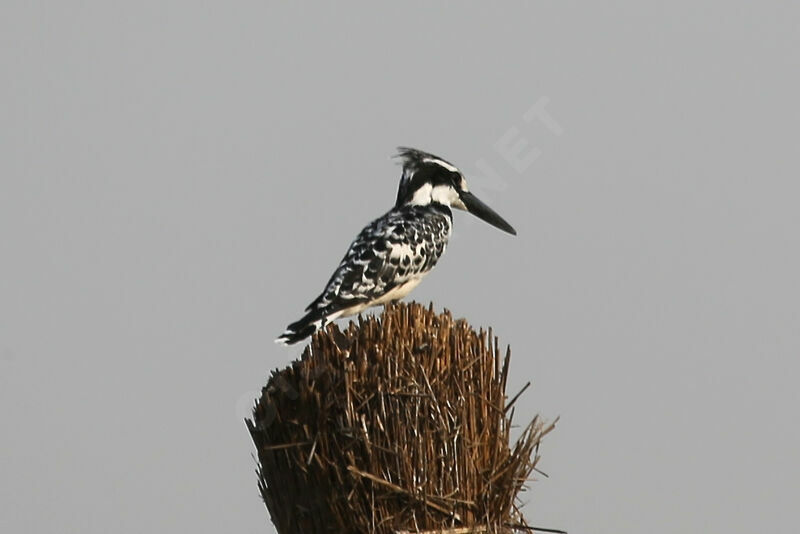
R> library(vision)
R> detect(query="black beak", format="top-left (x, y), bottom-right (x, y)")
top-left (459, 191), bottom-right (517, 235)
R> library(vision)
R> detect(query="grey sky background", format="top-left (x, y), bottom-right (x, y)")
top-left (2, 2), bottom-right (798, 533)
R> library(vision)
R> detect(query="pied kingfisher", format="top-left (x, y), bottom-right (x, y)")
top-left (276, 147), bottom-right (516, 345)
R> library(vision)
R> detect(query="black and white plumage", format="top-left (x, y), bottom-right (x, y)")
top-left (277, 147), bottom-right (516, 345)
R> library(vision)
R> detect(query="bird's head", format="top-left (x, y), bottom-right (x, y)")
top-left (393, 147), bottom-right (516, 235)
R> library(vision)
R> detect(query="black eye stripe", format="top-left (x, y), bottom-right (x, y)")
top-left (394, 148), bottom-right (464, 206)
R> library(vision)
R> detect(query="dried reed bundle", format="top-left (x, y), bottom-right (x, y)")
top-left (247, 302), bottom-right (555, 534)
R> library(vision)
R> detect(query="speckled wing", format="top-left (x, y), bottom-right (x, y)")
top-left (305, 205), bottom-right (451, 315)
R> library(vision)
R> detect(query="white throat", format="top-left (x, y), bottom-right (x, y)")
top-left (409, 184), bottom-right (462, 208)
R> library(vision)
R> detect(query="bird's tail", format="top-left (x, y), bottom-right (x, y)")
top-left (276, 308), bottom-right (340, 345)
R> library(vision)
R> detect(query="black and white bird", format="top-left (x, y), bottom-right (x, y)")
top-left (276, 147), bottom-right (516, 345)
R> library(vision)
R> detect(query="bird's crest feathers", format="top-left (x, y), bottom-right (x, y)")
top-left (393, 147), bottom-right (463, 207)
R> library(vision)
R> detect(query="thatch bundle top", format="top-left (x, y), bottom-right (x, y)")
top-left (248, 302), bottom-right (554, 533)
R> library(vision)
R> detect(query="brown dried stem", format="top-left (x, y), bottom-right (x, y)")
top-left (247, 302), bottom-right (553, 534)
